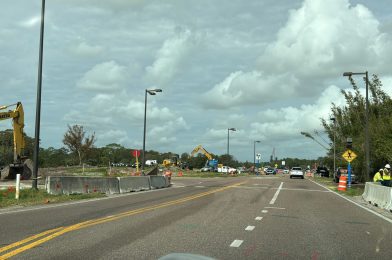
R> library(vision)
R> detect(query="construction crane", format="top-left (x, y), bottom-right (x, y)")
top-left (0, 102), bottom-right (32, 179)
top-left (190, 145), bottom-right (218, 170)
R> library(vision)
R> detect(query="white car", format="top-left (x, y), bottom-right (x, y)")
top-left (218, 166), bottom-right (237, 174)
top-left (290, 167), bottom-right (304, 179)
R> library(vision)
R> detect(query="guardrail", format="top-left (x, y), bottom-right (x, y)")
top-left (46, 175), bottom-right (169, 195)
top-left (362, 182), bottom-right (392, 211)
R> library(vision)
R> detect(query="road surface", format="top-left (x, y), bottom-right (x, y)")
top-left (0, 175), bottom-right (391, 259)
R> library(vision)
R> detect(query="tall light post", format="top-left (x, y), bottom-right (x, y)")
top-left (32, 0), bottom-right (46, 190)
top-left (142, 88), bottom-right (162, 173)
top-left (227, 128), bottom-right (236, 157)
top-left (343, 71), bottom-right (369, 179)
top-left (330, 117), bottom-right (336, 174)
top-left (253, 140), bottom-right (260, 172)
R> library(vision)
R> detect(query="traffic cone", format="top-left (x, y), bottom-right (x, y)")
top-left (338, 175), bottom-right (347, 191)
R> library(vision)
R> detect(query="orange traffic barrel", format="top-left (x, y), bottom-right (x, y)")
top-left (338, 175), bottom-right (347, 191)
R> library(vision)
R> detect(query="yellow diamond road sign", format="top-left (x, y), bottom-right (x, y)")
top-left (342, 149), bottom-right (357, 162)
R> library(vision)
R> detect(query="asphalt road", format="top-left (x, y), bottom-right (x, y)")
top-left (0, 175), bottom-right (391, 259)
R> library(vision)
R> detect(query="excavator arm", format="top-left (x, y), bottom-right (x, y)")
top-left (0, 102), bottom-right (30, 180)
top-left (0, 102), bottom-right (25, 162)
top-left (190, 145), bottom-right (213, 160)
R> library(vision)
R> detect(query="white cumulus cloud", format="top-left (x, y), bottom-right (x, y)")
top-left (145, 28), bottom-right (195, 86)
top-left (76, 61), bottom-right (129, 92)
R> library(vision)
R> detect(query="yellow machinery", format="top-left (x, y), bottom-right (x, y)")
top-left (190, 145), bottom-right (218, 170)
top-left (162, 155), bottom-right (179, 167)
top-left (0, 102), bottom-right (32, 179)
top-left (190, 145), bottom-right (213, 160)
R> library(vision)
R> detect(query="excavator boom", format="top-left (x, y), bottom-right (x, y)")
top-left (0, 102), bottom-right (31, 180)
top-left (190, 145), bottom-right (213, 160)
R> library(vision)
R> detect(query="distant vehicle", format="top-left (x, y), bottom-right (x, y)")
top-left (131, 162), bottom-right (141, 168)
top-left (200, 166), bottom-right (214, 172)
top-left (218, 166), bottom-right (237, 174)
top-left (237, 166), bottom-right (246, 174)
top-left (290, 167), bottom-right (304, 179)
top-left (316, 166), bottom-right (329, 177)
top-left (265, 167), bottom-right (276, 175)
top-left (283, 168), bottom-right (289, 174)
top-left (145, 160), bottom-right (157, 166)
top-left (334, 167), bottom-right (356, 183)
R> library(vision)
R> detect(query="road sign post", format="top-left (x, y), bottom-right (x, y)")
top-left (132, 150), bottom-right (141, 172)
top-left (342, 149), bottom-right (357, 188)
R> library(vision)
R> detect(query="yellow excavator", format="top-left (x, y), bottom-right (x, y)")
top-left (0, 102), bottom-right (32, 180)
top-left (190, 145), bottom-right (218, 171)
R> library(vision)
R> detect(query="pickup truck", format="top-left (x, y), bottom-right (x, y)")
top-left (218, 166), bottom-right (237, 174)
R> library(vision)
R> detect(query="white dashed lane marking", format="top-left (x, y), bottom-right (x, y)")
top-left (261, 210), bottom-right (268, 213)
top-left (245, 226), bottom-right (255, 231)
top-left (265, 206), bottom-right (285, 210)
top-left (269, 182), bottom-right (283, 205)
top-left (230, 240), bottom-right (244, 247)
top-left (255, 216), bottom-right (263, 221)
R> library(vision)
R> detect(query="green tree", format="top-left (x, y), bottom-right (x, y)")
top-left (322, 75), bottom-right (392, 181)
top-left (63, 125), bottom-right (96, 165)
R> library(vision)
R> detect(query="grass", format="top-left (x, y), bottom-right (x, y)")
top-left (311, 175), bottom-right (364, 196)
top-left (0, 187), bottom-right (105, 208)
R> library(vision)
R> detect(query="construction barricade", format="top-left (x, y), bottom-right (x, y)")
top-left (117, 176), bottom-right (150, 193)
top-left (337, 175), bottom-right (347, 191)
top-left (362, 182), bottom-right (392, 211)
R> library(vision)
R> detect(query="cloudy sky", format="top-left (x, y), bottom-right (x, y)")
top-left (1, 0), bottom-right (392, 162)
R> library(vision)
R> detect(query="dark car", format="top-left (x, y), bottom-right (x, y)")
top-left (316, 166), bottom-right (329, 177)
top-left (334, 167), bottom-right (356, 183)
top-left (265, 167), bottom-right (276, 175)
top-left (131, 162), bottom-right (142, 168)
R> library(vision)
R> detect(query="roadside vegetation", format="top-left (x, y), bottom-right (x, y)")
top-left (311, 175), bottom-right (364, 197)
top-left (0, 188), bottom-right (105, 208)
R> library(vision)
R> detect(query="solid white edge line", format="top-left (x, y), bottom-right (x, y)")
top-left (269, 182), bottom-right (283, 205)
top-left (230, 240), bottom-right (243, 247)
top-left (245, 225), bottom-right (255, 231)
top-left (308, 179), bottom-right (392, 224)
top-left (255, 216), bottom-right (263, 220)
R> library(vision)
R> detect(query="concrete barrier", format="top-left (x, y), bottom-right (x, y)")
top-left (46, 176), bottom-right (120, 195)
top-left (150, 176), bottom-right (169, 189)
top-left (362, 182), bottom-right (392, 211)
top-left (117, 176), bottom-right (150, 193)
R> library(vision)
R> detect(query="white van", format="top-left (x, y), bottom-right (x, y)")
top-left (145, 160), bottom-right (157, 166)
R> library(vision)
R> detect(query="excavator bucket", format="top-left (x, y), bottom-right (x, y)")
top-left (0, 160), bottom-right (32, 180)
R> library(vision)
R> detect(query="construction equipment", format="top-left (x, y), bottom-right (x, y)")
top-left (162, 155), bottom-right (179, 167)
top-left (0, 102), bottom-right (32, 180)
top-left (190, 145), bottom-right (218, 171)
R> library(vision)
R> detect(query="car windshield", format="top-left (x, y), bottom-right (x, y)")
top-left (1, 0), bottom-right (391, 259)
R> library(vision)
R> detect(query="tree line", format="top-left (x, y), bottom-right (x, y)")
top-left (0, 125), bottom-right (318, 169)
top-left (322, 75), bottom-right (392, 182)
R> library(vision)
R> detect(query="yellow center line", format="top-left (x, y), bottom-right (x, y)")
top-left (0, 227), bottom-right (64, 254)
top-left (0, 181), bottom-right (245, 259)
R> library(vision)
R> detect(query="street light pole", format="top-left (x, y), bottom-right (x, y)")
top-left (254, 140), bottom-right (260, 172)
top-left (32, 0), bottom-right (46, 190)
top-left (343, 71), bottom-right (370, 180)
top-left (142, 89), bottom-right (162, 174)
top-left (330, 117), bottom-right (336, 174)
top-left (227, 128), bottom-right (236, 157)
